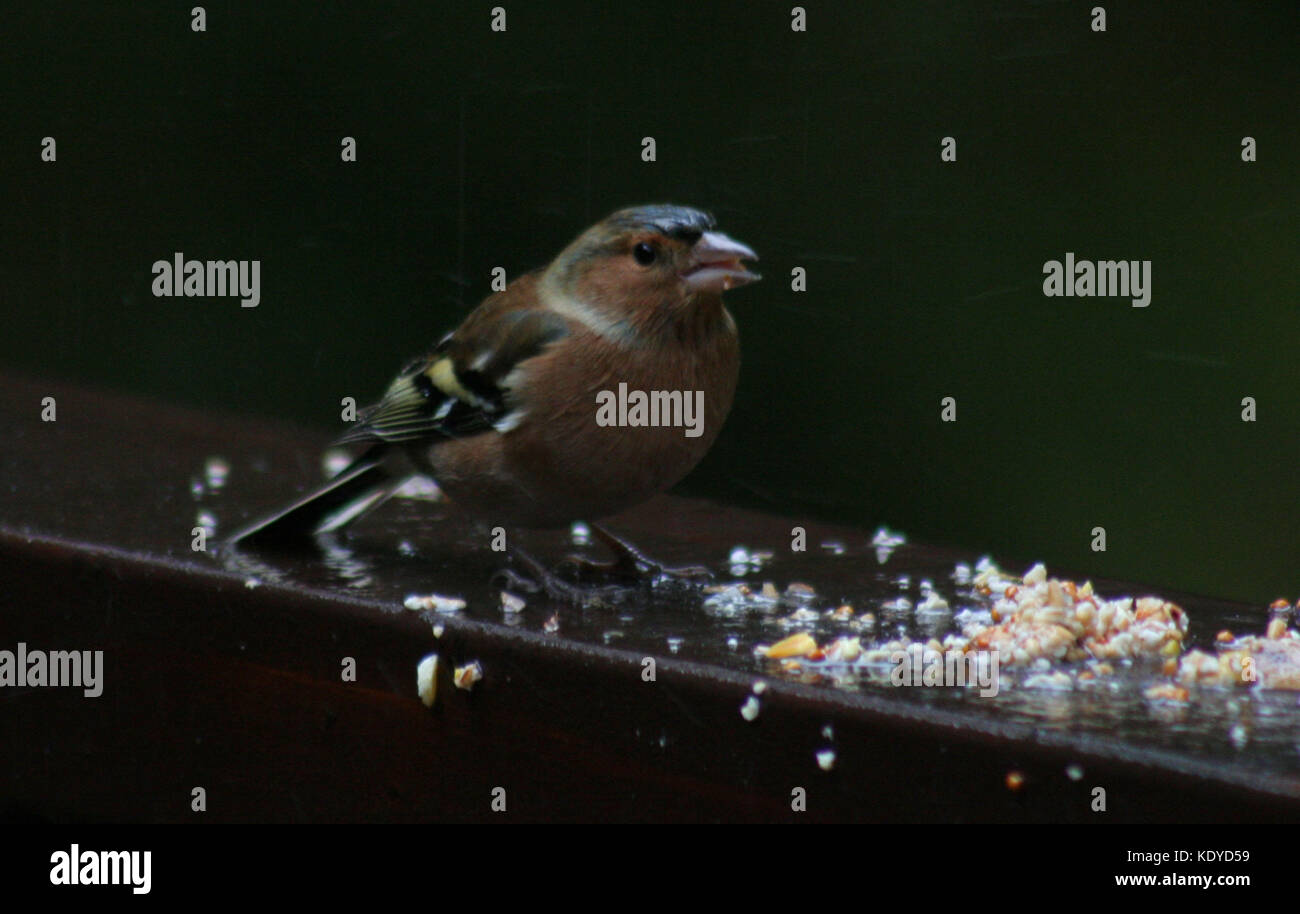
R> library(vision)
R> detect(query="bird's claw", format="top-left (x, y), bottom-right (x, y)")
top-left (495, 549), bottom-right (627, 607)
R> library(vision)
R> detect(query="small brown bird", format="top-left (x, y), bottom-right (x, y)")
top-left (229, 204), bottom-right (759, 590)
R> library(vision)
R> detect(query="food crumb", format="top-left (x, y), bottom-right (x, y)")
top-left (416, 654), bottom-right (439, 707)
top-left (404, 593), bottom-right (466, 613)
top-left (453, 661), bottom-right (483, 691)
top-left (766, 631), bottom-right (818, 659)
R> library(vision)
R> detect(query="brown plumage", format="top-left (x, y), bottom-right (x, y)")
top-left (228, 204), bottom-right (759, 546)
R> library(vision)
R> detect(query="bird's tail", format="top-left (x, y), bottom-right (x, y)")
top-left (225, 446), bottom-right (406, 549)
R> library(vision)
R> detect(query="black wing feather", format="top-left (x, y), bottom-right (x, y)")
top-left (335, 309), bottom-right (568, 446)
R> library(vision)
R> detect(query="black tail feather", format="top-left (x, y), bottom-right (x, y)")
top-left (225, 447), bottom-right (402, 550)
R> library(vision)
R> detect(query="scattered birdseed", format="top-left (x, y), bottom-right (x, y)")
top-left (500, 591), bottom-right (526, 613)
top-left (881, 597), bottom-right (913, 615)
top-left (453, 661), bottom-right (483, 691)
top-left (1174, 612), bottom-right (1300, 689)
top-left (404, 593), bottom-right (467, 613)
top-left (872, 527), bottom-right (906, 564)
top-left (871, 528), bottom-right (906, 547)
top-left (569, 521), bottom-right (591, 546)
top-left (543, 614), bottom-right (560, 634)
top-left (1023, 563), bottom-right (1047, 586)
top-left (416, 654), bottom-right (439, 707)
top-left (816, 748), bottom-right (836, 771)
top-left (823, 637), bottom-right (862, 662)
top-left (751, 680), bottom-right (767, 695)
top-left (1023, 672), bottom-right (1073, 691)
top-left (740, 695), bottom-right (761, 721)
top-left (704, 581), bottom-right (750, 595)
top-left (1065, 764), bottom-right (1084, 781)
top-left (781, 607), bottom-right (820, 625)
top-left (784, 582), bottom-right (816, 602)
top-left (432, 624), bottom-right (444, 638)
top-left (1144, 683), bottom-right (1190, 702)
top-left (917, 591), bottom-right (950, 613)
top-left (765, 632), bottom-right (818, 659)
top-left (702, 581), bottom-right (780, 614)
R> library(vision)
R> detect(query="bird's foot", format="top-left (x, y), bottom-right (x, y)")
top-left (554, 524), bottom-right (713, 585)
top-left (493, 547), bottom-right (630, 608)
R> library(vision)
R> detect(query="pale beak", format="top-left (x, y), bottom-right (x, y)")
top-left (682, 231), bottom-right (760, 293)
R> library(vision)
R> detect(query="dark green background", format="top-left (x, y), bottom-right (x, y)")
top-left (3, 2), bottom-right (1297, 603)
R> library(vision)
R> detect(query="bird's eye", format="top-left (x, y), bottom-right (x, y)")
top-left (632, 242), bottom-right (656, 266)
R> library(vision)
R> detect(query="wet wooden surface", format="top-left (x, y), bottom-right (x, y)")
top-left (2, 371), bottom-right (1298, 822)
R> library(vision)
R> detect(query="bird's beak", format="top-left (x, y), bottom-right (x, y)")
top-left (682, 231), bottom-right (760, 293)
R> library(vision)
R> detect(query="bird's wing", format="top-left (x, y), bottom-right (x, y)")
top-left (336, 277), bottom-right (568, 445)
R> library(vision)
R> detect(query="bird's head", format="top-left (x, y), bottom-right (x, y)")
top-left (543, 205), bottom-right (759, 333)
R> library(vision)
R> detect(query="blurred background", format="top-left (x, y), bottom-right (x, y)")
top-left (1, 1), bottom-right (1296, 603)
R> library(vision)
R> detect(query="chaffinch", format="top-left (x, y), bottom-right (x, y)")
top-left (229, 204), bottom-right (759, 582)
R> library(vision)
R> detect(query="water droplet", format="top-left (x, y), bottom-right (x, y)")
top-left (204, 456), bottom-right (230, 490)
top-left (322, 450), bottom-right (351, 478)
